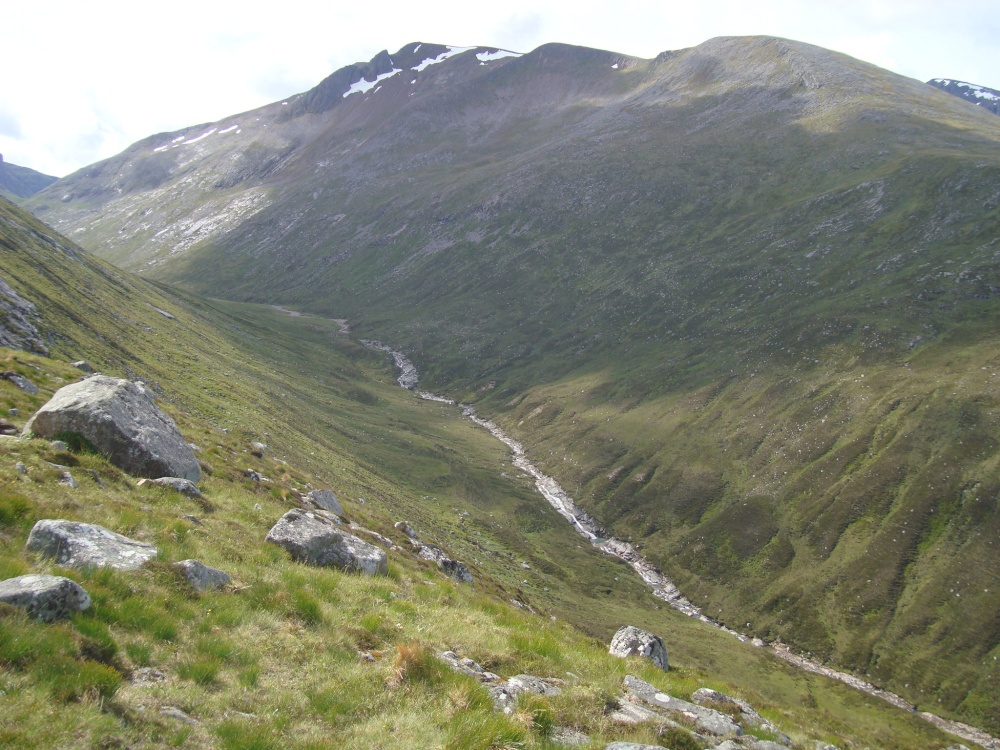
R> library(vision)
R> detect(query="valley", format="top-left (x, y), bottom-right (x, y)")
top-left (5, 31), bottom-right (1000, 747)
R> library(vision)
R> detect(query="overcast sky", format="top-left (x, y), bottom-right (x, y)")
top-left (4, 0), bottom-right (998, 177)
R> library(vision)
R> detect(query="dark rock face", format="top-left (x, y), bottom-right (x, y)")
top-left (265, 509), bottom-right (387, 575)
top-left (22, 375), bottom-right (200, 482)
top-left (0, 574), bottom-right (91, 621)
top-left (609, 625), bottom-right (669, 670)
top-left (2, 371), bottom-right (38, 394)
top-left (928, 78), bottom-right (1000, 115)
top-left (26, 519), bottom-right (158, 570)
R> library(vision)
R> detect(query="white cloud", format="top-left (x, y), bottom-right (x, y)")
top-left (3, 0), bottom-right (998, 177)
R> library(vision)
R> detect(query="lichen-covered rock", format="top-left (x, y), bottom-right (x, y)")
top-left (2, 371), bottom-right (38, 395)
top-left (604, 744), bottom-right (667, 750)
top-left (26, 519), bottom-right (158, 570)
top-left (692, 687), bottom-right (790, 745)
top-left (265, 509), bottom-right (387, 575)
top-left (609, 625), bottom-right (669, 670)
top-left (173, 559), bottom-right (231, 591)
top-left (622, 675), bottom-right (741, 737)
top-left (22, 375), bottom-right (200, 482)
top-left (438, 651), bottom-right (500, 682)
top-left (0, 574), bottom-right (91, 621)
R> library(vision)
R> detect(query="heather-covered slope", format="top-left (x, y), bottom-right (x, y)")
top-left (26, 35), bottom-right (1000, 733)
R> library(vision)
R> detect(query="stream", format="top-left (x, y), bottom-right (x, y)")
top-left (364, 340), bottom-right (997, 750)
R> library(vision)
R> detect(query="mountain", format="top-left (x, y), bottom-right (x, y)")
top-left (3, 195), bottom-right (981, 749)
top-left (0, 154), bottom-right (57, 200)
top-left (26, 36), bottom-right (1000, 735)
top-left (928, 78), bottom-right (1000, 115)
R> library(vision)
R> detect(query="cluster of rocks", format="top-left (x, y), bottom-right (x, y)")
top-left (394, 520), bottom-right (473, 584)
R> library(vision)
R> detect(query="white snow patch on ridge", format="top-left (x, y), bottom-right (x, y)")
top-left (218, 124), bottom-right (239, 134)
top-left (476, 49), bottom-right (522, 62)
top-left (183, 128), bottom-right (217, 145)
top-left (343, 68), bottom-right (402, 98)
top-left (412, 45), bottom-right (474, 72)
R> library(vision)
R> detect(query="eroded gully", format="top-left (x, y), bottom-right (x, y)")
top-left (363, 340), bottom-right (997, 750)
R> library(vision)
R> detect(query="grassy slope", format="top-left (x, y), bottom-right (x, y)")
top-left (0, 198), bottom-right (974, 747)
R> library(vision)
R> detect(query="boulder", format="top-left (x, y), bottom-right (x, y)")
top-left (71, 361), bottom-right (94, 373)
top-left (26, 519), bottom-right (158, 570)
top-left (22, 375), bottom-right (200, 482)
top-left (0, 574), bottom-right (91, 621)
top-left (604, 744), bottom-right (666, 750)
top-left (173, 559), bottom-right (231, 591)
top-left (306, 489), bottom-right (344, 516)
top-left (609, 625), bottom-right (669, 670)
top-left (416, 543), bottom-right (474, 584)
top-left (265, 509), bottom-right (387, 575)
top-left (692, 687), bottom-right (790, 745)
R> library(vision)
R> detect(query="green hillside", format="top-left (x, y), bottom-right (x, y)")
top-left (23, 35), bottom-right (1000, 737)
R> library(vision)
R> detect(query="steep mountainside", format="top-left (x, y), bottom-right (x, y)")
top-left (0, 154), bottom-right (57, 201)
top-left (928, 78), bottom-right (1000, 115)
top-left (28, 36), bottom-right (1000, 733)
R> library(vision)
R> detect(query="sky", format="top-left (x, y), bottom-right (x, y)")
top-left (3, 0), bottom-right (999, 178)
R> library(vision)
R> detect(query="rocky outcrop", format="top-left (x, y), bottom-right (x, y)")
top-left (609, 626), bottom-right (669, 670)
top-left (306, 489), bottom-right (344, 516)
top-left (2, 371), bottom-right (39, 395)
top-left (620, 675), bottom-right (742, 737)
top-left (438, 651), bottom-right (500, 682)
top-left (489, 674), bottom-right (563, 714)
top-left (173, 559), bottom-right (231, 591)
top-left (0, 574), bottom-right (91, 621)
top-left (692, 688), bottom-right (790, 745)
top-left (26, 519), bottom-right (158, 570)
top-left (0, 277), bottom-right (48, 355)
top-left (22, 376), bottom-right (200, 482)
top-left (416, 544), bottom-right (473, 584)
top-left (265, 509), bottom-right (387, 575)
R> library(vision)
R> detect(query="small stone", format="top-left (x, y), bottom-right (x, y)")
top-left (59, 471), bottom-right (79, 489)
top-left (71, 361), bottom-right (94, 373)
top-left (50, 440), bottom-right (69, 451)
top-left (15, 462), bottom-right (26, 474)
top-left (160, 706), bottom-right (198, 725)
top-left (250, 441), bottom-right (267, 452)
top-left (180, 514), bottom-right (203, 526)
top-left (173, 559), bottom-right (231, 591)
top-left (138, 476), bottom-right (203, 498)
top-left (9, 408), bottom-right (19, 416)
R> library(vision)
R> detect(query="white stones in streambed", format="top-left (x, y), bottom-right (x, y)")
top-left (609, 625), bottom-right (669, 670)
top-left (22, 375), bottom-right (200, 482)
top-left (0, 574), bottom-right (91, 621)
top-left (26, 519), bottom-right (158, 570)
top-left (265, 509), bottom-right (387, 575)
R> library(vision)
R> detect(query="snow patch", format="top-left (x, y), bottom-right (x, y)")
top-left (172, 135), bottom-right (186, 143)
top-left (410, 79), bottom-right (416, 84)
top-left (612, 63), bottom-right (619, 69)
top-left (476, 49), bottom-right (522, 62)
top-left (218, 124), bottom-right (239, 134)
top-left (343, 67), bottom-right (402, 97)
top-left (411, 45), bottom-right (474, 72)
top-left (413, 43), bottom-right (421, 53)
top-left (153, 145), bottom-right (170, 153)
top-left (182, 128), bottom-right (217, 145)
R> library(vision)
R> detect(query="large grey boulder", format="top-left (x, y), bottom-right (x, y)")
top-left (173, 559), bottom-right (231, 591)
top-left (609, 625), bottom-right (669, 670)
top-left (0, 574), bottom-right (91, 621)
top-left (265, 509), bottom-right (387, 575)
top-left (22, 375), bottom-right (200, 482)
top-left (26, 519), bottom-right (158, 570)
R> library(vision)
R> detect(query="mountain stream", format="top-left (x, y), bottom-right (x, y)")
top-left (364, 339), bottom-right (998, 750)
